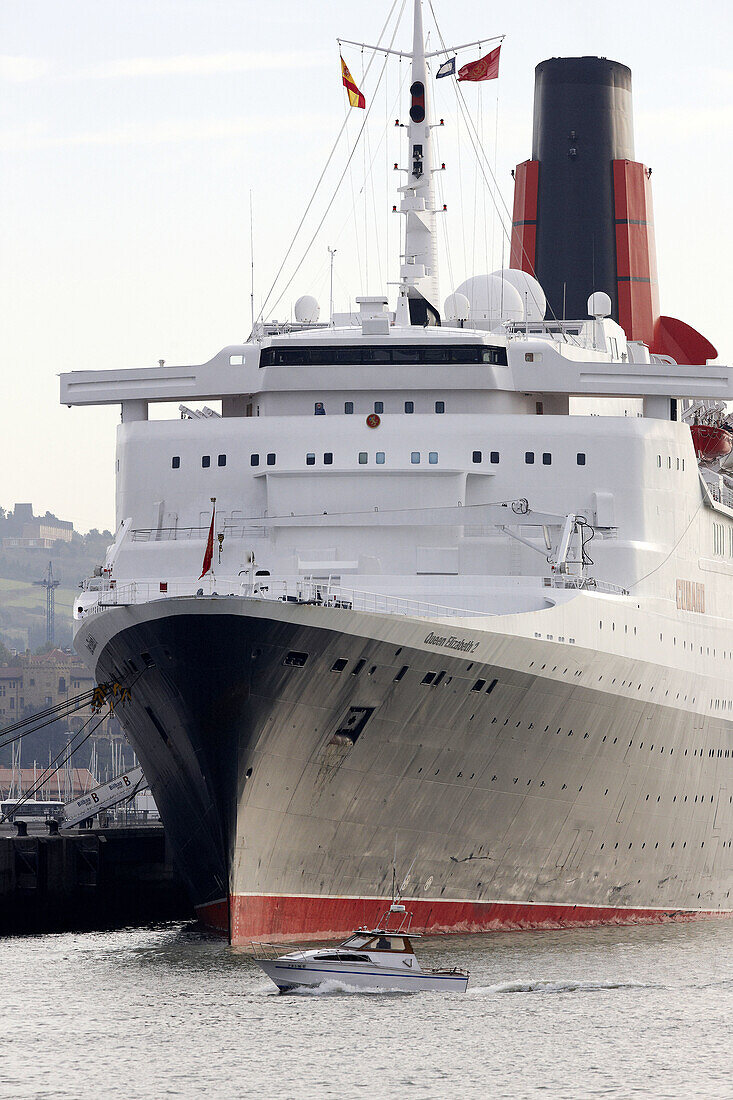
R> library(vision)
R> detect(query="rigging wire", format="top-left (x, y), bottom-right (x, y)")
top-left (264, 0), bottom-right (408, 322)
top-left (1, 707), bottom-right (110, 822)
top-left (255, 0), bottom-right (404, 325)
top-left (426, 0), bottom-right (576, 334)
top-left (0, 688), bottom-right (98, 741)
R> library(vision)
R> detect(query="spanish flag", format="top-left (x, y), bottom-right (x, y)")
top-left (341, 55), bottom-right (365, 109)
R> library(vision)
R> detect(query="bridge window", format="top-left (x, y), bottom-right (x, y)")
top-left (543, 453), bottom-right (551, 465)
top-left (405, 401), bottom-right (414, 413)
top-left (202, 455), bottom-right (211, 468)
top-left (267, 453), bottom-right (276, 465)
top-left (314, 401), bottom-right (325, 415)
top-left (374, 401), bottom-right (384, 414)
top-left (359, 452), bottom-right (368, 464)
top-left (306, 453), bottom-right (316, 466)
top-left (472, 451), bottom-right (482, 463)
top-left (490, 451), bottom-right (500, 463)
top-left (250, 454), bottom-right (259, 467)
top-left (324, 452), bottom-right (333, 465)
top-left (218, 454), bottom-right (226, 467)
top-left (525, 452), bottom-right (535, 464)
top-left (435, 400), bottom-right (445, 414)
top-left (171, 456), bottom-right (180, 469)
top-left (376, 452), bottom-right (385, 464)
top-left (411, 452), bottom-right (421, 464)
top-left (577, 453), bottom-right (586, 465)
top-left (345, 401), bottom-right (354, 414)
top-left (429, 452), bottom-right (438, 464)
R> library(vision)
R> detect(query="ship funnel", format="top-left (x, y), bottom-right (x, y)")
top-left (509, 55), bottom-right (716, 363)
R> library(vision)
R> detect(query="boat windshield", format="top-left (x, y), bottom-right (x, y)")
top-left (341, 935), bottom-right (371, 949)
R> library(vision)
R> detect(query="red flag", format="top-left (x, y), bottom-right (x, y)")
top-left (458, 45), bottom-right (501, 83)
top-left (199, 500), bottom-right (215, 579)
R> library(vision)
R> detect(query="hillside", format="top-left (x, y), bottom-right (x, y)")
top-left (0, 507), bottom-right (113, 654)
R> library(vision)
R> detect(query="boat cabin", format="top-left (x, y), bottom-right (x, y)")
top-left (341, 932), bottom-right (416, 954)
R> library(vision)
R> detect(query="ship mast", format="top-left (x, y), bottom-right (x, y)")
top-left (395, 0), bottom-right (440, 326)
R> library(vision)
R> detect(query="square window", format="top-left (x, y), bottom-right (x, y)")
top-left (171, 456), bottom-right (180, 469)
top-left (324, 452), bottom-right (333, 465)
top-left (202, 455), bottom-right (211, 468)
top-left (525, 451), bottom-right (535, 464)
top-left (314, 401), bottom-right (325, 415)
top-left (267, 453), bottom-right (276, 465)
top-left (345, 401), bottom-right (354, 414)
top-left (435, 400), bottom-right (445, 413)
top-left (542, 452), bottom-right (551, 465)
top-left (374, 401), bottom-right (384, 414)
top-left (472, 450), bottom-right (482, 463)
top-left (376, 452), bottom-right (385, 464)
top-left (577, 452), bottom-right (586, 465)
top-left (218, 454), bottom-right (226, 467)
top-left (411, 452), bottom-right (421, 464)
top-left (429, 451), bottom-right (438, 464)
top-left (250, 454), bottom-right (259, 467)
top-left (404, 401), bottom-right (414, 414)
top-left (490, 451), bottom-right (500, 464)
top-left (306, 453), bottom-right (316, 465)
top-left (358, 452), bottom-right (368, 464)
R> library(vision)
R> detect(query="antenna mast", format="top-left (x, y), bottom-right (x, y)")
top-left (395, 0), bottom-right (440, 326)
top-left (33, 560), bottom-right (60, 647)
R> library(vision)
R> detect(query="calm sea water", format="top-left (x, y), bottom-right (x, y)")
top-left (1, 919), bottom-right (731, 1099)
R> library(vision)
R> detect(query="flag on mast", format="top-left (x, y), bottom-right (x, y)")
top-left (436, 57), bottom-right (456, 79)
top-left (458, 44), bottom-right (501, 83)
top-left (200, 498), bottom-right (216, 579)
top-left (341, 55), bottom-right (366, 108)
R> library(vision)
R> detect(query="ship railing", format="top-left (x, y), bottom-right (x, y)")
top-left (542, 576), bottom-right (629, 596)
top-left (90, 576), bottom-right (486, 619)
top-left (131, 524), bottom-right (268, 542)
top-left (87, 573), bottom-right (629, 617)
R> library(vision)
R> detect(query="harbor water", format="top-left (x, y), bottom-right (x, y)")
top-left (1, 919), bottom-right (731, 1099)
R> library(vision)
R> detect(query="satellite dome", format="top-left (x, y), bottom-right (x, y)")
top-left (587, 291), bottom-right (612, 319)
top-left (444, 292), bottom-right (470, 323)
top-left (490, 269), bottom-right (546, 322)
top-left (294, 295), bottom-right (320, 323)
top-left (454, 274), bottom-right (523, 328)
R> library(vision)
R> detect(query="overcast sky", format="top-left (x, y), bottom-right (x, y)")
top-left (1, 0), bottom-right (731, 533)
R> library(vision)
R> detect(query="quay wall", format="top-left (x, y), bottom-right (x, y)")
top-left (0, 826), bottom-right (192, 934)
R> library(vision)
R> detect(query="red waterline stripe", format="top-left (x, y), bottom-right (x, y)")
top-left (194, 894), bottom-right (732, 945)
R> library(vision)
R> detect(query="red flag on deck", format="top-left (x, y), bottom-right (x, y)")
top-left (458, 45), bottom-right (501, 83)
top-left (341, 54), bottom-right (366, 108)
top-left (200, 499), bottom-right (216, 578)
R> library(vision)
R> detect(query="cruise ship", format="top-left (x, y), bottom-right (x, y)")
top-left (61, 1), bottom-right (732, 942)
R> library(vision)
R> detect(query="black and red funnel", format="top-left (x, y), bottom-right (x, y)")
top-left (510, 56), bottom-right (716, 364)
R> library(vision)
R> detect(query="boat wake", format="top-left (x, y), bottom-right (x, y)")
top-left (282, 979), bottom-right (411, 997)
top-left (473, 978), bottom-right (657, 996)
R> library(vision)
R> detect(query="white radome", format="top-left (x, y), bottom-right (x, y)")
top-left (454, 274), bottom-right (524, 328)
top-left (295, 295), bottom-right (320, 323)
top-left (588, 291), bottom-right (612, 319)
top-left (491, 268), bottom-right (547, 322)
top-left (443, 292), bottom-right (470, 323)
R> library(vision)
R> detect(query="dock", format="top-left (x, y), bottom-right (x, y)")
top-left (0, 824), bottom-right (192, 934)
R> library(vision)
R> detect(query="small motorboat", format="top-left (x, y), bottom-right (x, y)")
top-left (252, 904), bottom-right (469, 993)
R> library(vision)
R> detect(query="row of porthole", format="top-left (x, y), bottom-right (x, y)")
top-left (333, 400), bottom-right (446, 415)
top-left (327, 656), bottom-right (732, 757)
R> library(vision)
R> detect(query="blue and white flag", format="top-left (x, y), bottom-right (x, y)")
top-left (436, 56), bottom-right (456, 79)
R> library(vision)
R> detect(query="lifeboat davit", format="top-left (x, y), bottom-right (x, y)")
top-left (690, 424), bottom-right (733, 461)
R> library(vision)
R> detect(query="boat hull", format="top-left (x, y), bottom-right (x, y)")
top-left (256, 957), bottom-right (469, 993)
top-left (78, 594), bottom-right (733, 944)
